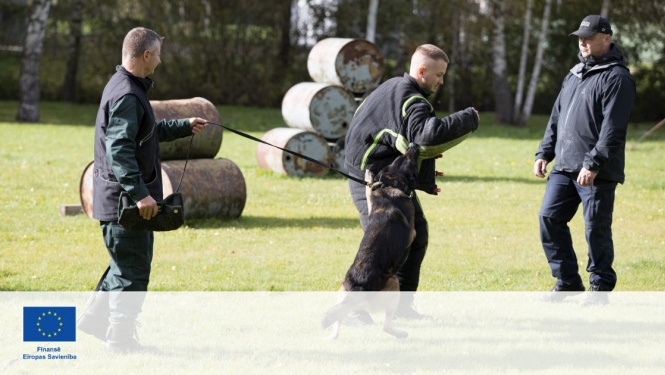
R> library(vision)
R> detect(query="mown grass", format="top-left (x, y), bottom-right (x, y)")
top-left (0, 101), bottom-right (664, 291)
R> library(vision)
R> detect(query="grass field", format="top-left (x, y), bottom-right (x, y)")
top-left (0, 101), bottom-right (664, 292)
top-left (4, 292), bottom-right (665, 374)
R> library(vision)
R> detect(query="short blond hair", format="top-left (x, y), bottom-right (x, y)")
top-left (414, 44), bottom-right (449, 63)
top-left (122, 27), bottom-right (163, 60)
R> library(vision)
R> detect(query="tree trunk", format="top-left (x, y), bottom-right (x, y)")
top-left (490, 0), bottom-right (513, 124)
top-left (366, 0), bottom-right (378, 43)
top-left (61, 0), bottom-right (83, 102)
top-left (458, 8), bottom-right (473, 110)
top-left (520, 0), bottom-right (553, 126)
top-left (447, 7), bottom-right (461, 113)
top-left (511, 0), bottom-right (533, 124)
top-left (600, 0), bottom-right (610, 17)
top-left (16, 0), bottom-right (51, 122)
top-left (394, 29), bottom-right (408, 77)
top-left (279, 0), bottom-right (294, 67)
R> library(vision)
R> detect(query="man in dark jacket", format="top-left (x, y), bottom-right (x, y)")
top-left (345, 44), bottom-right (479, 320)
top-left (77, 27), bottom-right (208, 352)
top-left (534, 15), bottom-right (635, 306)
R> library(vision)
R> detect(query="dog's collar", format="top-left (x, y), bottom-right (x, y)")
top-left (371, 173), bottom-right (413, 197)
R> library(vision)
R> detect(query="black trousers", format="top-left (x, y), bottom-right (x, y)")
top-left (538, 170), bottom-right (618, 291)
top-left (348, 180), bottom-right (429, 292)
top-left (100, 221), bottom-right (153, 322)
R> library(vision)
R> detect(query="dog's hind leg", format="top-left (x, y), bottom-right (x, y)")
top-left (381, 277), bottom-right (408, 339)
top-left (324, 321), bottom-right (340, 341)
top-left (321, 285), bottom-right (349, 340)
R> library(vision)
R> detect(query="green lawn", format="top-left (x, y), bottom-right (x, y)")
top-left (1, 101), bottom-right (664, 291)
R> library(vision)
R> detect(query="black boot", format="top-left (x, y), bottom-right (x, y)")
top-left (76, 291), bottom-right (110, 341)
top-left (106, 320), bottom-right (158, 354)
top-left (395, 293), bottom-right (433, 320)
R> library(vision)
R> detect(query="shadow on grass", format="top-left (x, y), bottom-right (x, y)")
top-left (185, 215), bottom-right (360, 230)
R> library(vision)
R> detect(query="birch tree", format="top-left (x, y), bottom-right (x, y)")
top-left (366, 0), bottom-right (378, 42)
top-left (490, 0), bottom-right (512, 124)
top-left (16, 0), bottom-right (52, 122)
top-left (600, 0), bottom-right (610, 18)
top-left (511, 0), bottom-right (533, 125)
top-left (520, 0), bottom-right (553, 126)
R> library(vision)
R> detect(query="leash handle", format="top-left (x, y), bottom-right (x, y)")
top-left (206, 121), bottom-right (367, 186)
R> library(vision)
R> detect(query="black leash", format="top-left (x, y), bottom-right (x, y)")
top-left (205, 121), bottom-right (368, 186)
top-left (175, 134), bottom-right (194, 193)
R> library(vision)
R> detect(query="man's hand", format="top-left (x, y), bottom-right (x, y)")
top-left (577, 167), bottom-right (597, 186)
top-left (188, 117), bottom-right (208, 135)
top-left (534, 159), bottom-right (548, 178)
top-left (137, 195), bottom-right (158, 220)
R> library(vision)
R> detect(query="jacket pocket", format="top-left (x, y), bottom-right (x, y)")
top-left (138, 123), bottom-right (155, 147)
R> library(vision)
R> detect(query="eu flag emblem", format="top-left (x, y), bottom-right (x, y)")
top-left (23, 307), bottom-right (76, 342)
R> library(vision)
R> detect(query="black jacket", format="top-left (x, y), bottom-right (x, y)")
top-left (344, 74), bottom-right (478, 194)
top-left (535, 44), bottom-right (635, 183)
top-left (93, 66), bottom-right (192, 221)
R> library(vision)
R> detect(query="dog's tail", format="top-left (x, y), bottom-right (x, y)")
top-left (320, 291), bottom-right (367, 328)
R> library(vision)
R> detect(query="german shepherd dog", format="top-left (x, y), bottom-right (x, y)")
top-left (321, 143), bottom-right (421, 339)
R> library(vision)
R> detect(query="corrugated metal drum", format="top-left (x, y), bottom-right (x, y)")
top-left (151, 97), bottom-right (223, 160)
top-left (281, 82), bottom-right (356, 140)
top-left (79, 159), bottom-right (246, 220)
top-left (307, 38), bottom-right (384, 94)
top-left (256, 128), bottom-right (330, 177)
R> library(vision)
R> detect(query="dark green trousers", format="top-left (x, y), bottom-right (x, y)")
top-left (100, 221), bottom-right (153, 322)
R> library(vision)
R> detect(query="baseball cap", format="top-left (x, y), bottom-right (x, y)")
top-left (569, 15), bottom-right (613, 38)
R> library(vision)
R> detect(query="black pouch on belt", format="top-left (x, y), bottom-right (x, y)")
top-left (117, 192), bottom-right (184, 231)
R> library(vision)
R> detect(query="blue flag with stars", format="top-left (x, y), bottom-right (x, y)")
top-left (23, 307), bottom-right (76, 342)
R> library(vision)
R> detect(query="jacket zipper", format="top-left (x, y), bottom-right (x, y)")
top-left (559, 89), bottom-right (579, 168)
top-left (139, 124), bottom-right (155, 147)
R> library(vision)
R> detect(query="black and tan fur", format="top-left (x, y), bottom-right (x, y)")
top-left (321, 143), bottom-right (421, 339)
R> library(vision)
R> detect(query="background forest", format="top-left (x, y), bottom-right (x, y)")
top-left (1, 0), bottom-right (665, 124)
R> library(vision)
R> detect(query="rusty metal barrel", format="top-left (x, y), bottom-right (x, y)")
top-left (281, 82), bottom-right (356, 140)
top-left (256, 128), bottom-right (331, 177)
top-left (328, 142), bottom-right (347, 174)
top-left (307, 38), bottom-right (384, 94)
top-left (161, 159), bottom-right (246, 219)
top-left (79, 159), bottom-right (246, 220)
top-left (79, 161), bottom-right (95, 218)
top-left (151, 97), bottom-right (223, 160)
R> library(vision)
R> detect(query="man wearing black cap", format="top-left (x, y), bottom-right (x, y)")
top-left (533, 15), bottom-right (635, 306)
